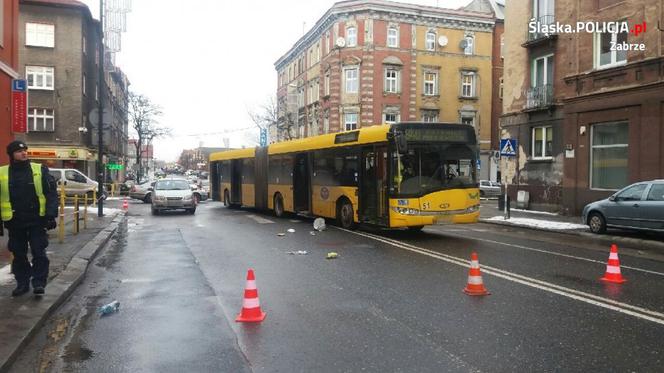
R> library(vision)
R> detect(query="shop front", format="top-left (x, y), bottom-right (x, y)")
top-left (27, 146), bottom-right (98, 178)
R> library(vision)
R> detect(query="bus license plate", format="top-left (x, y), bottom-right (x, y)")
top-left (433, 215), bottom-right (453, 224)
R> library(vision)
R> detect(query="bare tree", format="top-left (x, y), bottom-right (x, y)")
top-left (249, 96), bottom-right (296, 142)
top-left (128, 92), bottom-right (171, 180)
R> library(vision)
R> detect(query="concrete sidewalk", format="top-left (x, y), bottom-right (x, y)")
top-left (0, 209), bottom-right (125, 372)
top-left (479, 199), bottom-right (664, 254)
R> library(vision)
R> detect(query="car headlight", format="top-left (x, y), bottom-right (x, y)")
top-left (183, 194), bottom-right (193, 201)
top-left (154, 195), bottom-right (166, 202)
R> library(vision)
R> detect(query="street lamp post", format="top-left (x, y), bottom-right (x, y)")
top-left (97, 0), bottom-right (105, 217)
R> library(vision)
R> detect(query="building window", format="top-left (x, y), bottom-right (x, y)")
top-left (533, 0), bottom-right (555, 19)
top-left (345, 67), bottom-right (358, 93)
top-left (325, 32), bottom-right (330, 55)
top-left (95, 83), bottom-right (99, 101)
top-left (500, 34), bottom-right (504, 58)
top-left (594, 30), bottom-right (627, 69)
top-left (499, 77), bottom-right (504, 99)
top-left (532, 54), bottom-right (553, 87)
top-left (82, 35), bottom-right (86, 54)
top-left (387, 27), bottom-right (398, 48)
top-left (421, 110), bottom-right (439, 122)
top-left (323, 111), bottom-right (330, 134)
top-left (82, 74), bottom-right (86, 96)
top-left (384, 68), bottom-right (399, 93)
top-left (324, 71), bottom-right (330, 96)
top-left (344, 113), bottom-right (358, 131)
top-left (28, 108), bottom-right (55, 132)
top-left (426, 31), bottom-right (436, 51)
top-left (346, 27), bottom-right (357, 47)
top-left (460, 71), bottom-right (476, 98)
top-left (461, 115), bottom-right (475, 127)
top-left (25, 23), bottom-right (54, 48)
top-left (591, 121), bottom-right (628, 190)
top-left (383, 112), bottom-right (399, 124)
top-left (531, 126), bottom-right (553, 159)
top-left (463, 35), bottom-right (474, 55)
top-left (26, 66), bottom-right (54, 90)
top-left (424, 71), bottom-right (438, 96)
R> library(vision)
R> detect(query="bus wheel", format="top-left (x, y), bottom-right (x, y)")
top-left (407, 225), bottom-right (424, 232)
top-left (273, 194), bottom-right (284, 218)
top-left (337, 199), bottom-right (355, 229)
top-left (223, 190), bottom-right (231, 207)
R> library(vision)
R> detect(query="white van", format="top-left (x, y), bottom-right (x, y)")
top-left (48, 168), bottom-right (107, 199)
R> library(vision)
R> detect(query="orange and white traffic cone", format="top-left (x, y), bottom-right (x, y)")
top-left (122, 197), bottom-right (128, 211)
top-left (236, 269), bottom-right (266, 322)
top-left (463, 252), bottom-right (490, 296)
top-left (600, 244), bottom-right (627, 284)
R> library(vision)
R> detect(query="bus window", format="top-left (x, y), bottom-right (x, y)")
top-left (392, 144), bottom-right (477, 196)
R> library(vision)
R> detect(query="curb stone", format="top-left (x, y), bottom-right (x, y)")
top-left (0, 212), bottom-right (126, 373)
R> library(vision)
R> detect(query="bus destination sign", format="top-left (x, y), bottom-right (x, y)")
top-left (404, 128), bottom-right (468, 142)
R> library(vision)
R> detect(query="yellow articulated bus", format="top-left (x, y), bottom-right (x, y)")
top-left (209, 122), bottom-right (480, 230)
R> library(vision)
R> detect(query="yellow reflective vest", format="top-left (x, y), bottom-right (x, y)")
top-left (0, 163), bottom-right (46, 221)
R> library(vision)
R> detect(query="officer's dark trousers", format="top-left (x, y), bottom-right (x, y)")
top-left (8, 226), bottom-right (49, 288)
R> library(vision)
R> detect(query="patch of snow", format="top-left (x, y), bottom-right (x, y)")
top-left (486, 216), bottom-right (588, 230)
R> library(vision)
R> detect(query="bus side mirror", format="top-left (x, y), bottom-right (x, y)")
top-left (395, 132), bottom-right (408, 153)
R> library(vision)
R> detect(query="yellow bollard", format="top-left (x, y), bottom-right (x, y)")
top-left (73, 195), bottom-right (79, 234)
top-left (58, 183), bottom-right (65, 243)
top-left (83, 193), bottom-right (88, 229)
top-left (111, 183), bottom-right (116, 197)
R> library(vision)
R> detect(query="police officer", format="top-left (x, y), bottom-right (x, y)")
top-left (0, 141), bottom-right (58, 296)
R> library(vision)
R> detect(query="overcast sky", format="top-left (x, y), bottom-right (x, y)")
top-left (81, 0), bottom-right (472, 162)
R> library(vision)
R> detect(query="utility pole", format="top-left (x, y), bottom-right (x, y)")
top-left (97, 0), bottom-right (105, 217)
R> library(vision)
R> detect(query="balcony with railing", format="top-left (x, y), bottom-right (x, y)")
top-left (525, 84), bottom-right (553, 110)
top-left (524, 15), bottom-right (557, 47)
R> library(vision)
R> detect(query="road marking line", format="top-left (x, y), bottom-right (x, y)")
top-left (340, 228), bottom-right (664, 326)
top-left (450, 230), bottom-right (664, 277)
top-left (247, 215), bottom-right (275, 224)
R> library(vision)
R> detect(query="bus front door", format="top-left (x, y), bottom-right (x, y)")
top-left (231, 159), bottom-right (242, 204)
top-left (293, 153), bottom-right (310, 213)
top-left (360, 146), bottom-right (388, 224)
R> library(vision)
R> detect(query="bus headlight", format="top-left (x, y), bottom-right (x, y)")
top-left (466, 204), bottom-right (480, 213)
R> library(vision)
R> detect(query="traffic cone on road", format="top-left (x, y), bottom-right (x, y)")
top-left (122, 197), bottom-right (128, 211)
top-left (463, 252), bottom-right (490, 296)
top-left (600, 244), bottom-right (627, 284)
top-left (236, 269), bottom-right (266, 322)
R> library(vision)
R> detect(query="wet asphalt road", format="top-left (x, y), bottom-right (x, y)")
top-left (10, 198), bottom-right (664, 372)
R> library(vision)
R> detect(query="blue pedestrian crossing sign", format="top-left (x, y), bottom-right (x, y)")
top-left (500, 139), bottom-right (517, 157)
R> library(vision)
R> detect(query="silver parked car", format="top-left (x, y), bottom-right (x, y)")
top-left (151, 178), bottom-right (197, 215)
top-left (129, 180), bottom-right (156, 203)
top-left (479, 180), bottom-right (501, 198)
top-left (582, 180), bottom-right (664, 234)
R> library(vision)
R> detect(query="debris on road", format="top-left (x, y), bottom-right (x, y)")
top-left (309, 231), bottom-right (316, 236)
top-left (287, 228), bottom-right (296, 233)
top-left (277, 233), bottom-right (286, 236)
top-left (287, 250), bottom-right (308, 255)
top-left (98, 300), bottom-right (120, 316)
top-left (313, 218), bottom-right (326, 231)
top-left (326, 252), bottom-right (339, 259)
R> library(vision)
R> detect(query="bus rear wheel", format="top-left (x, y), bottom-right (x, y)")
top-left (337, 199), bottom-right (355, 229)
top-left (273, 194), bottom-right (284, 218)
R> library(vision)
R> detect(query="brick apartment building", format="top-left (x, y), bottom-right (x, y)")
top-left (501, 0), bottom-right (664, 214)
top-left (0, 0), bottom-right (20, 165)
top-left (274, 0), bottom-right (499, 179)
top-left (17, 0), bottom-right (129, 180)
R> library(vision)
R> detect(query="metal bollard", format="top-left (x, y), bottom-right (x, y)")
top-left (73, 195), bottom-right (79, 234)
top-left (83, 194), bottom-right (88, 229)
top-left (58, 183), bottom-right (65, 243)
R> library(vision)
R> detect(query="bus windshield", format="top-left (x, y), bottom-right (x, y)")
top-left (392, 143), bottom-right (477, 196)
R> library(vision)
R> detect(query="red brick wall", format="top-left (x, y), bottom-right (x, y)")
top-left (0, 0), bottom-right (19, 165)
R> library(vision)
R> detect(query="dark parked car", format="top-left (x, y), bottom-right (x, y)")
top-left (582, 180), bottom-right (664, 234)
